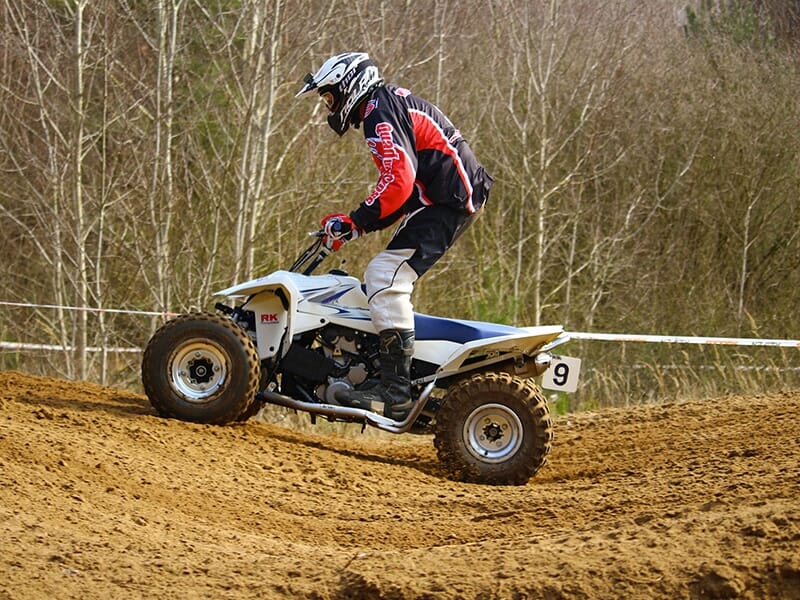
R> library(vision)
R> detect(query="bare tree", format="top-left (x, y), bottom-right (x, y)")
top-left (481, 1), bottom-right (636, 325)
top-left (0, 1), bottom-right (88, 377)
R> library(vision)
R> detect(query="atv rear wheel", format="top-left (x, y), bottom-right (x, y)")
top-left (434, 372), bottom-right (553, 485)
top-left (142, 312), bottom-right (260, 424)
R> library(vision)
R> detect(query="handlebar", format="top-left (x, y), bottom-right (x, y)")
top-left (288, 231), bottom-right (331, 275)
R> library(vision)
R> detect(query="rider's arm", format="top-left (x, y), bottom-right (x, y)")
top-left (350, 96), bottom-right (417, 233)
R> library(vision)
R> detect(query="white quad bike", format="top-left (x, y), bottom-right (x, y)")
top-left (141, 234), bottom-right (580, 485)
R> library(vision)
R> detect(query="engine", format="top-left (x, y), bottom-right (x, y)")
top-left (277, 325), bottom-right (379, 405)
top-left (314, 326), bottom-right (377, 403)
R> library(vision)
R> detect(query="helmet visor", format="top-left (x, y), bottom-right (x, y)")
top-left (295, 72), bottom-right (317, 96)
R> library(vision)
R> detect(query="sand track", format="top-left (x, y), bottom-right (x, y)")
top-left (1, 370), bottom-right (798, 599)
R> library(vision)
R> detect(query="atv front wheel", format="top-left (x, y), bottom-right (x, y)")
top-left (434, 372), bottom-right (553, 485)
top-left (142, 312), bottom-right (260, 424)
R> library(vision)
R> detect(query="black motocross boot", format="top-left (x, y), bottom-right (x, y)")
top-left (336, 329), bottom-right (415, 420)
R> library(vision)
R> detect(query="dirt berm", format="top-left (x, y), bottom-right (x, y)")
top-left (1, 370), bottom-right (798, 599)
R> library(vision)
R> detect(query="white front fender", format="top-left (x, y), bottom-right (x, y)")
top-left (215, 272), bottom-right (300, 360)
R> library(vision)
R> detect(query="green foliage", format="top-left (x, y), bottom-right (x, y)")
top-left (684, 1), bottom-right (776, 48)
top-left (472, 296), bottom-right (519, 327)
top-left (548, 392), bottom-right (574, 417)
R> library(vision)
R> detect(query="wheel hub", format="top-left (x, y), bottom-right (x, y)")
top-left (463, 403), bottom-right (524, 464)
top-left (188, 357), bottom-right (214, 384)
top-left (483, 421), bottom-right (504, 442)
top-left (171, 342), bottom-right (228, 403)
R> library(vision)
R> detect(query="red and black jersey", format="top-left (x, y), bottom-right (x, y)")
top-left (349, 84), bottom-right (493, 233)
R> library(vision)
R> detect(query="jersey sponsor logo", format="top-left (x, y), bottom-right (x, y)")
top-left (375, 122), bottom-right (399, 161)
top-left (365, 122), bottom-right (399, 206)
top-left (364, 98), bottom-right (378, 119)
top-left (394, 87), bottom-right (411, 97)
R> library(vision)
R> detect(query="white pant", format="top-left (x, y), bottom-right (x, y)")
top-left (364, 248), bottom-right (418, 331)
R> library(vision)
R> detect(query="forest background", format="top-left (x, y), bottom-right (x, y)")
top-left (2, 0), bottom-right (799, 412)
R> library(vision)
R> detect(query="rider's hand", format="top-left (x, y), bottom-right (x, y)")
top-left (321, 213), bottom-right (361, 251)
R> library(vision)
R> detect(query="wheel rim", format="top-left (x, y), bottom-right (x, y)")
top-left (170, 341), bottom-right (228, 403)
top-left (463, 403), bottom-right (523, 463)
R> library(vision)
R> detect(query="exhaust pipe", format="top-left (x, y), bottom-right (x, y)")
top-left (256, 380), bottom-right (436, 434)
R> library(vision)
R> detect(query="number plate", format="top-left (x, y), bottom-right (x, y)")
top-left (541, 355), bottom-right (581, 393)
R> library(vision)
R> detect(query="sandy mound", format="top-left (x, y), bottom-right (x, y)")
top-left (1, 370), bottom-right (798, 599)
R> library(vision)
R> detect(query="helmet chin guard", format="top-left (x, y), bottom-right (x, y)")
top-left (297, 52), bottom-right (384, 135)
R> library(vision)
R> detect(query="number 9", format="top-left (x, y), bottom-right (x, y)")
top-left (553, 362), bottom-right (570, 387)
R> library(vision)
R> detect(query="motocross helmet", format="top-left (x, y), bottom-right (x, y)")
top-left (296, 52), bottom-right (384, 136)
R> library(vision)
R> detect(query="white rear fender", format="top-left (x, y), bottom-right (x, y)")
top-left (433, 325), bottom-right (565, 374)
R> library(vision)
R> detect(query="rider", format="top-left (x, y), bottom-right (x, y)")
top-left (296, 52), bottom-right (493, 420)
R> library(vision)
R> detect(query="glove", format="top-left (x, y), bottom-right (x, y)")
top-left (320, 213), bottom-right (361, 251)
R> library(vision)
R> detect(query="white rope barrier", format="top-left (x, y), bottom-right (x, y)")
top-left (0, 341), bottom-right (142, 353)
top-left (2, 301), bottom-right (799, 353)
top-left (0, 300), bottom-right (177, 354)
top-left (566, 331), bottom-right (800, 348)
top-left (0, 300), bottom-right (178, 318)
